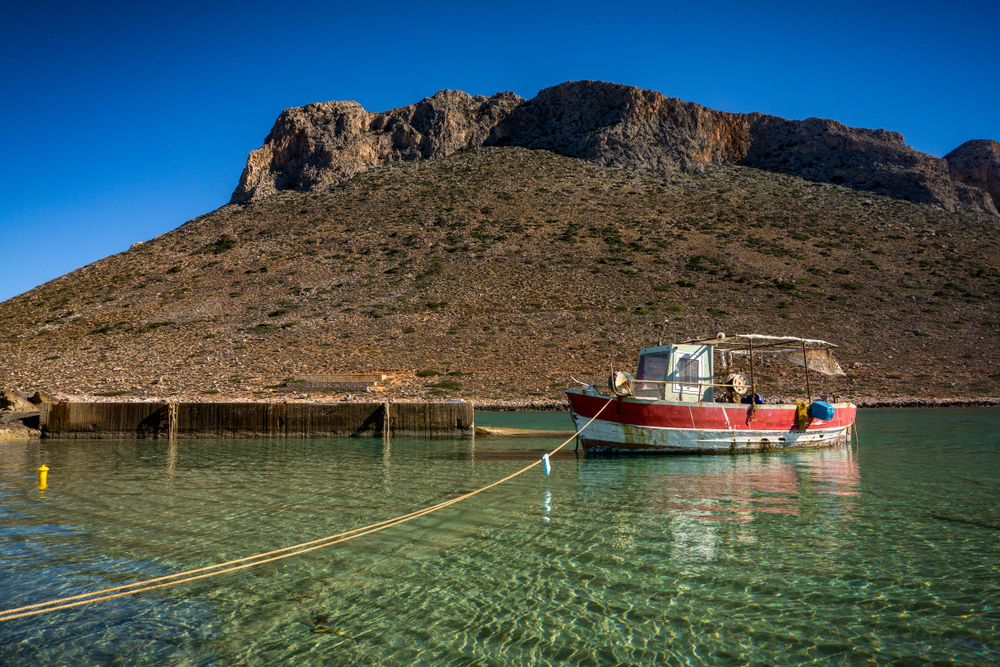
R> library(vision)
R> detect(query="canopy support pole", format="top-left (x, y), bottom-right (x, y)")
top-left (802, 340), bottom-right (812, 403)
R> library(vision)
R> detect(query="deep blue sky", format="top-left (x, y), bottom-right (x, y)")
top-left (2, 0), bottom-right (997, 302)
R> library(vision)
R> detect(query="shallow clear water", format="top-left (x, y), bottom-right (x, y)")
top-left (1, 408), bottom-right (998, 666)
top-left (476, 410), bottom-right (576, 431)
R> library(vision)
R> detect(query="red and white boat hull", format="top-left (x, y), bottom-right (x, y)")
top-left (566, 388), bottom-right (855, 454)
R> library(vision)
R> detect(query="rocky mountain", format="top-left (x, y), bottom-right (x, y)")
top-left (232, 81), bottom-right (999, 216)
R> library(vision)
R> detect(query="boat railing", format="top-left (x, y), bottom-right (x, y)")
top-left (632, 380), bottom-right (741, 388)
top-left (626, 380), bottom-right (842, 404)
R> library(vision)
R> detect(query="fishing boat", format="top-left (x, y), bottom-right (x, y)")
top-left (565, 333), bottom-right (856, 454)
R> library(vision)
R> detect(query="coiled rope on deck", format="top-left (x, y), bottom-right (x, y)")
top-left (0, 399), bottom-right (613, 623)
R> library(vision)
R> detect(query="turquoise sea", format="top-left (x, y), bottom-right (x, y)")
top-left (1, 408), bottom-right (998, 665)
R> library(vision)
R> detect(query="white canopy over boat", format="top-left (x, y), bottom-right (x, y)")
top-left (681, 333), bottom-right (846, 376)
top-left (683, 333), bottom-right (838, 348)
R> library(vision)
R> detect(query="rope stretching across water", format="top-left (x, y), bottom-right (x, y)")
top-left (0, 398), bottom-right (613, 623)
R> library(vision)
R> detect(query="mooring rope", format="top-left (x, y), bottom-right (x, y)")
top-left (0, 398), bottom-right (613, 623)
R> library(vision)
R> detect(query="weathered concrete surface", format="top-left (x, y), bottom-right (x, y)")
top-left (40, 402), bottom-right (474, 439)
top-left (388, 402), bottom-right (473, 437)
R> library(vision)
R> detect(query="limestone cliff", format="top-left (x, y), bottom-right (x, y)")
top-left (231, 81), bottom-right (998, 216)
top-left (945, 139), bottom-right (1000, 211)
top-left (485, 80), bottom-right (751, 172)
top-left (232, 90), bottom-right (523, 202)
top-left (742, 116), bottom-right (997, 215)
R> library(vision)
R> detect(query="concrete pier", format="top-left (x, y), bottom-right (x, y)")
top-left (39, 402), bottom-right (474, 439)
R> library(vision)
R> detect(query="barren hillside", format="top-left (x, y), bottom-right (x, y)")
top-left (2, 147), bottom-right (999, 403)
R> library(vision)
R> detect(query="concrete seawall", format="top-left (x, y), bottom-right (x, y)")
top-left (39, 402), bottom-right (474, 439)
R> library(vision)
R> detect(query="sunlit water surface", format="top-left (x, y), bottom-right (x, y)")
top-left (1, 408), bottom-right (998, 665)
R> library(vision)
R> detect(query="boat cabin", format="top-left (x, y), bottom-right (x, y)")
top-left (633, 343), bottom-right (714, 402)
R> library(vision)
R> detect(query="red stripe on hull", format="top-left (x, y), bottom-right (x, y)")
top-left (566, 389), bottom-right (856, 434)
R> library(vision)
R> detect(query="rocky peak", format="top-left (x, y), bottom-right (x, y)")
top-left (742, 116), bottom-right (997, 215)
top-left (487, 80), bottom-right (751, 172)
top-left (231, 90), bottom-right (523, 202)
top-left (945, 139), bottom-right (1000, 210)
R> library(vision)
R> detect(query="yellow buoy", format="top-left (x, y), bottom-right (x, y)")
top-left (38, 465), bottom-right (48, 490)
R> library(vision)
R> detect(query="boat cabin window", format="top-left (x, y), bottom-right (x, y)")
top-left (676, 356), bottom-right (700, 395)
top-left (635, 352), bottom-right (670, 399)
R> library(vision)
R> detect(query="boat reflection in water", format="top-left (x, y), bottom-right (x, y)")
top-left (574, 444), bottom-right (860, 563)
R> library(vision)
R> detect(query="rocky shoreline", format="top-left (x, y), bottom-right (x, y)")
top-left (0, 411), bottom-right (41, 440)
top-left (5, 387), bottom-right (1000, 413)
top-left (852, 396), bottom-right (1000, 408)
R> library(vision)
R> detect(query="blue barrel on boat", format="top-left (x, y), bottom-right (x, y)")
top-left (809, 401), bottom-right (835, 421)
